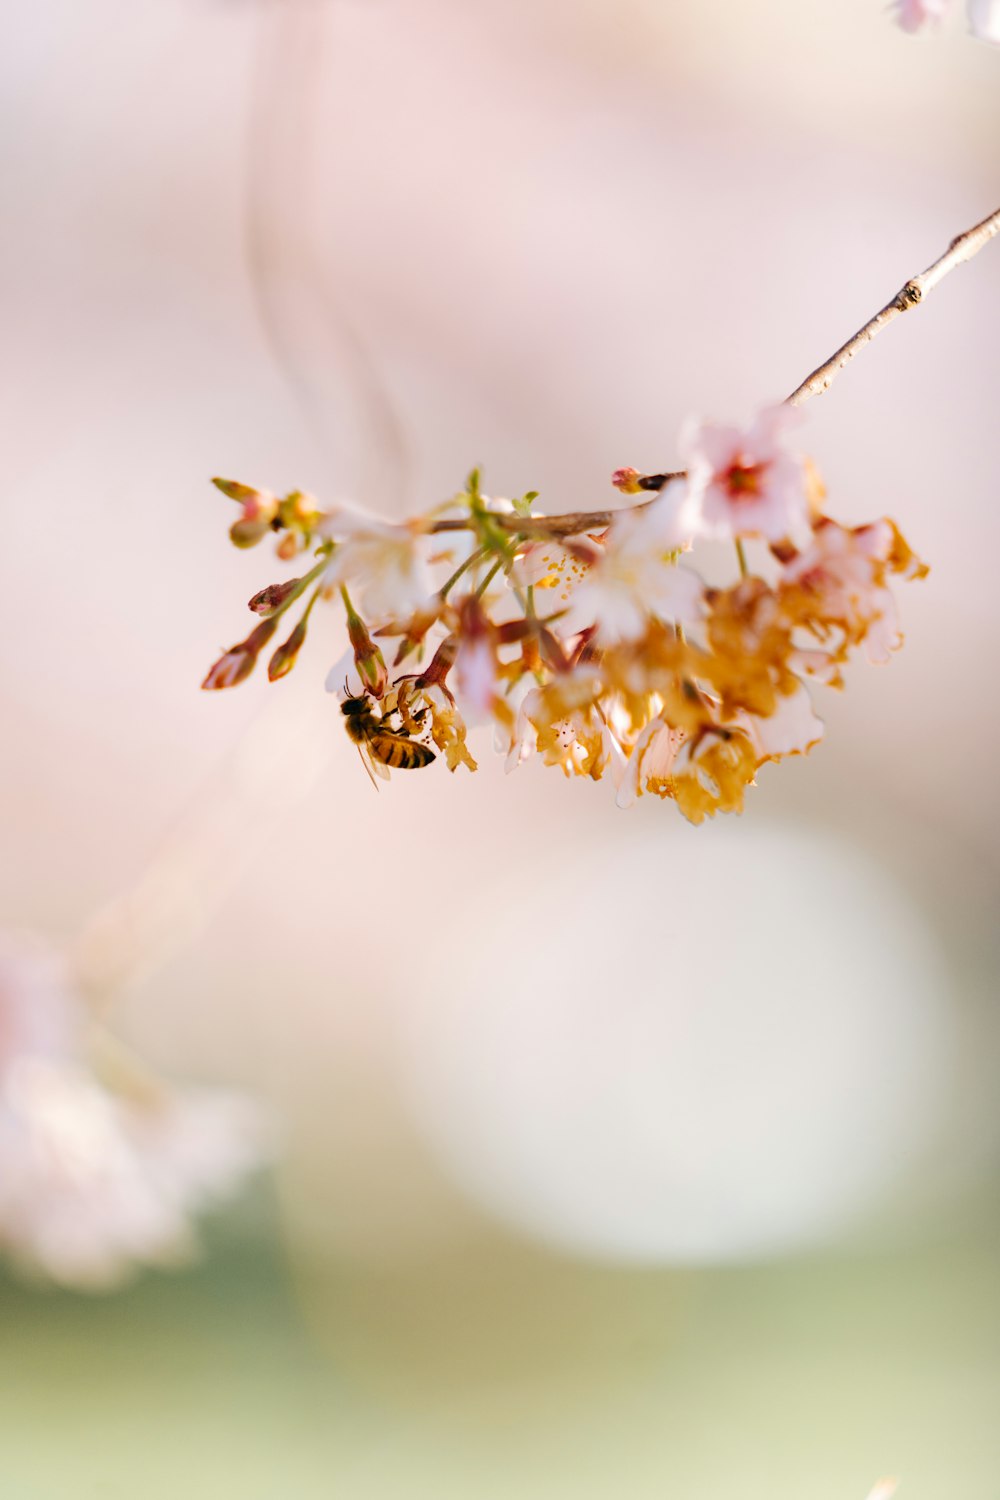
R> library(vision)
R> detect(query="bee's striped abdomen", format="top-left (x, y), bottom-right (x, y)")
top-left (370, 733), bottom-right (435, 770)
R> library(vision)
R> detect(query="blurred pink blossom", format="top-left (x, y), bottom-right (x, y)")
top-left (894, 0), bottom-right (951, 31)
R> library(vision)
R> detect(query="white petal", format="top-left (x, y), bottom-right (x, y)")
top-left (324, 648), bottom-right (360, 698)
top-left (742, 685), bottom-right (824, 761)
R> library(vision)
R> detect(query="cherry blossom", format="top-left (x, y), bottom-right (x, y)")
top-left (781, 517), bottom-right (926, 665)
top-left (615, 719), bottom-right (687, 808)
top-left (560, 483), bottom-right (703, 644)
top-left (738, 683), bottom-right (825, 763)
top-left (680, 405), bottom-right (814, 548)
top-left (201, 405), bottom-right (927, 823)
top-left (320, 511), bottom-right (434, 624)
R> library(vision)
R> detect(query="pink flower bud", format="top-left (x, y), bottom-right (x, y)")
top-left (267, 617), bottom-right (309, 681)
top-left (248, 578), bottom-right (304, 616)
top-left (611, 467), bottom-right (644, 495)
top-left (201, 619), bottom-right (279, 691)
top-left (345, 606), bottom-right (388, 697)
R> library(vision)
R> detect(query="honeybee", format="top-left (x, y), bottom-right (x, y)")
top-left (341, 693), bottom-right (436, 785)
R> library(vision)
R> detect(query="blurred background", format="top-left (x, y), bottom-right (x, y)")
top-left (2, 0), bottom-right (1000, 1495)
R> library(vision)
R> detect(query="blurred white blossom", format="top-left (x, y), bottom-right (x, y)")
top-left (0, 933), bottom-right (269, 1290)
top-left (967, 0), bottom-right (1000, 39)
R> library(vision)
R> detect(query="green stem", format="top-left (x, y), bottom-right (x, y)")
top-left (734, 538), bottom-right (749, 579)
top-left (263, 553), bottom-right (329, 621)
top-left (439, 546), bottom-right (487, 600)
top-left (339, 583), bottom-right (358, 621)
top-left (300, 580), bottom-right (323, 624)
top-left (474, 558), bottom-right (504, 598)
top-left (509, 580), bottom-right (531, 617)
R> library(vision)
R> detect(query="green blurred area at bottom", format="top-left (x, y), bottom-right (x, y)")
top-left (1, 1198), bottom-right (998, 1500)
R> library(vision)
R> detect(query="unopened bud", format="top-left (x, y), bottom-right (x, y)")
top-left (215, 479), bottom-right (279, 533)
top-left (268, 616), bottom-right (308, 681)
top-left (611, 467), bottom-right (644, 495)
top-left (345, 604), bottom-right (388, 697)
top-left (230, 517), bottom-right (272, 549)
top-left (202, 618), bottom-right (279, 691)
top-left (212, 477), bottom-right (261, 504)
top-left (248, 577), bottom-right (304, 616)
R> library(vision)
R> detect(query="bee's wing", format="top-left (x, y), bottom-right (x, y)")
top-left (355, 743), bottom-right (386, 790)
top-left (369, 747), bottom-right (392, 780)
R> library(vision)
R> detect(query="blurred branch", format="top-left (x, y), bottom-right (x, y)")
top-left (245, 0), bottom-right (411, 500)
top-left (71, 692), bottom-right (334, 1012)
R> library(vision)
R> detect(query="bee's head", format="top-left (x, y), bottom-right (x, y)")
top-left (340, 694), bottom-right (369, 718)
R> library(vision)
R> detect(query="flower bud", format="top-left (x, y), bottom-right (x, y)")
top-left (248, 577), bottom-right (304, 617)
top-left (229, 517), bottom-right (272, 549)
top-left (212, 477), bottom-right (262, 504)
top-left (214, 478), bottom-right (279, 543)
top-left (201, 618), bottom-right (279, 690)
top-left (267, 617), bottom-right (308, 681)
top-left (611, 467), bottom-right (644, 495)
top-left (345, 603), bottom-right (388, 697)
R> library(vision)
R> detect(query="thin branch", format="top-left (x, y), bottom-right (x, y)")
top-left (785, 205), bottom-right (1000, 406)
top-left (430, 500), bottom-right (677, 539)
top-left (428, 206), bottom-right (1000, 541)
